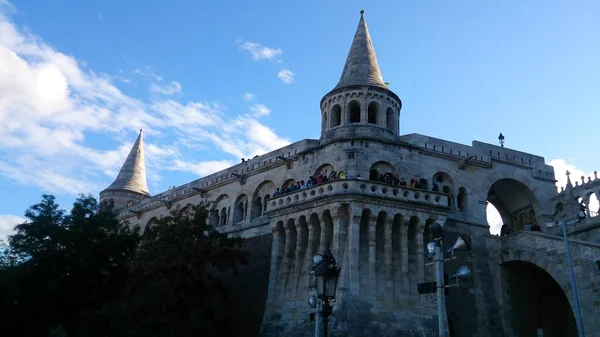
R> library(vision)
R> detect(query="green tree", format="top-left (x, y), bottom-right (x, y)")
top-left (0, 194), bottom-right (140, 337)
top-left (87, 203), bottom-right (247, 337)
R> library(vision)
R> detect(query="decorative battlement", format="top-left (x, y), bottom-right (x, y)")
top-left (557, 170), bottom-right (600, 195)
top-left (266, 178), bottom-right (450, 213)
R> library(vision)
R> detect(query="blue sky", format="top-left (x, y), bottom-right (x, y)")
top-left (0, 0), bottom-right (599, 236)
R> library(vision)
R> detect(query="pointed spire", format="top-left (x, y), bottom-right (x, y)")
top-left (103, 129), bottom-right (150, 196)
top-left (565, 170), bottom-right (573, 192)
top-left (335, 10), bottom-right (386, 89)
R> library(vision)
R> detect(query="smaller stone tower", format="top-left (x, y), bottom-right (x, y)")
top-left (320, 10), bottom-right (402, 142)
top-left (100, 129), bottom-right (150, 210)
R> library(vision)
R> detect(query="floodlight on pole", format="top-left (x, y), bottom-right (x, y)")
top-left (450, 265), bottom-right (472, 284)
top-left (446, 236), bottom-right (470, 258)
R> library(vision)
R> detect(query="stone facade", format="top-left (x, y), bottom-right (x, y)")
top-left (100, 11), bottom-right (600, 337)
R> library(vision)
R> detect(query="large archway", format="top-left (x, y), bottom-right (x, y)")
top-left (487, 178), bottom-right (539, 234)
top-left (502, 261), bottom-right (577, 337)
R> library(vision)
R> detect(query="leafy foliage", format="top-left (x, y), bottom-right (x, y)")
top-left (86, 203), bottom-right (247, 337)
top-left (0, 194), bottom-right (140, 337)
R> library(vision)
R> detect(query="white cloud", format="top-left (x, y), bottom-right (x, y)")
top-left (249, 103), bottom-right (270, 117)
top-left (549, 159), bottom-right (599, 214)
top-left (0, 214), bottom-right (24, 240)
top-left (150, 80), bottom-right (182, 95)
top-left (277, 69), bottom-right (294, 84)
top-left (239, 41), bottom-right (282, 61)
top-left (133, 68), bottom-right (162, 81)
top-left (549, 159), bottom-right (596, 191)
top-left (172, 159), bottom-right (235, 177)
top-left (243, 92), bottom-right (254, 101)
top-left (0, 7), bottom-right (292, 199)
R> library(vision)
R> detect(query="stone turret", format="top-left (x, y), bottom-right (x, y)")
top-left (100, 129), bottom-right (150, 211)
top-left (320, 10), bottom-right (402, 141)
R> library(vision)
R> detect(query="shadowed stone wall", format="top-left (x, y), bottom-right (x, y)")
top-left (222, 234), bottom-right (273, 337)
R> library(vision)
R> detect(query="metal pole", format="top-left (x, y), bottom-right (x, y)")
top-left (315, 300), bottom-right (321, 337)
top-left (321, 300), bottom-right (331, 337)
top-left (435, 239), bottom-right (450, 337)
top-left (561, 222), bottom-right (585, 337)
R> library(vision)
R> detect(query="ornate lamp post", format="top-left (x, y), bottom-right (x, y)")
top-left (498, 132), bottom-right (505, 147)
top-left (312, 248), bottom-right (340, 337)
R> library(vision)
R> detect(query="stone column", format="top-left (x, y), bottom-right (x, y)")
top-left (400, 224), bottom-right (409, 292)
top-left (368, 214), bottom-right (378, 295)
top-left (384, 217), bottom-right (394, 297)
top-left (583, 194), bottom-right (591, 217)
top-left (417, 224), bottom-right (425, 283)
top-left (361, 94), bottom-right (368, 123)
top-left (331, 212), bottom-right (349, 291)
top-left (319, 214), bottom-right (329, 254)
top-left (348, 210), bottom-right (362, 294)
top-left (282, 223), bottom-right (295, 297)
top-left (305, 216), bottom-right (319, 292)
top-left (268, 226), bottom-right (282, 299)
top-left (293, 220), bottom-right (307, 297)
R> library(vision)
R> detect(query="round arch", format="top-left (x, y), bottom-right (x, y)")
top-left (367, 101), bottom-right (379, 124)
top-left (212, 194), bottom-right (230, 210)
top-left (432, 172), bottom-right (454, 193)
top-left (485, 177), bottom-right (540, 234)
top-left (331, 104), bottom-right (342, 128)
top-left (501, 260), bottom-right (577, 336)
top-left (386, 107), bottom-right (396, 131)
top-left (348, 100), bottom-right (361, 123)
top-left (369, 161), bottom-right (396, 182)
top-left (251, 180), bottom-right (276, 219)
top-left (144, 217), bottom-right (158, 234)
top-left (232, 194), bottom-right (248, 223)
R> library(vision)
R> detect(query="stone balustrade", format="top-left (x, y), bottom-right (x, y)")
top-left (266, 178), bottom-right (450, 213)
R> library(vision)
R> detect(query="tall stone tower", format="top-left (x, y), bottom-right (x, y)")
top-left (320, 10), bottom-right (402, 142)
top-left (100, 129), bottom-right (150, 210)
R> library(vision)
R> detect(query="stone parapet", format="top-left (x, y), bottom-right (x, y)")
top-left (266, 179), bottom-right (450, 214)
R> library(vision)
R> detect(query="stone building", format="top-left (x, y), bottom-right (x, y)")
top-left (100, 11), bottom-right (600, 337)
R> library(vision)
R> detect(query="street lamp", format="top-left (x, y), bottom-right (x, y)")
top-left (419, 221), bottom-right (471, 337)
top-left (498, 133), bottom-right (505, 147)
top-left (312, 248), bottom-right (340, 337)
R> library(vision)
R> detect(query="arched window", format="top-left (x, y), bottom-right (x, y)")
top-left (322, 112), bottom-right (327, 134)
top-left (386, 107), bottom-right (395, 130)
top-left (233, 194), bottom-right (248, 223)
top-left (458, 187), bottom-right (467, 212)
top-left (349, 101), bottom-right (361, 123)
top-left (368, 102), bottom-right (379, 124)
top-left (220, 207), bottom-right (228, 226)
top-left (331, 105), bottom-right (341, 127)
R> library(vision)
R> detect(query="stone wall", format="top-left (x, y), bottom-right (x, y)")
top-left (221, 234), bottom-right (273, 337)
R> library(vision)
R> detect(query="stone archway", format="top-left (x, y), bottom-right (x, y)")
top-left (486, 178), bottom-right (540, 234)
top-left (502, 260), bottom-right (577, 337)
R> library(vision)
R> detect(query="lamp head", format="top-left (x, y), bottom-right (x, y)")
top-left (427, 241), bottom-right (436, 258)
top-left (308, 295), bottom-right (317, 308)
top-left (498, 133), bottom-right (505, 147)
top-left (430, 221), bottom-right (445, 239)
top-left (451, 265), bottom-right (472, 281)
top-left (313, 254), bottom-right (323, 266)
top-left (450, 236), bottom-right (470, 252)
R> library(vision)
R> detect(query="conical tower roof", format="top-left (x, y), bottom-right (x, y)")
top-left (103, 129), bottom-right (150, 196)
top-left (335, 10), bottom-right (386, 89)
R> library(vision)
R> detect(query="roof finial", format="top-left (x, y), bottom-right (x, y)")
top-left (360, 9), bottom-right (364, 16)
top-left (139, 128), bottom-right (143, 134)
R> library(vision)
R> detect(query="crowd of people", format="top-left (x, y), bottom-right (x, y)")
top-left (368, 169), bottom-right (433, 190)
top-left (273, 170), bottom-right (348, 196)
top-left (270, 168), bottom-right (449, 198)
